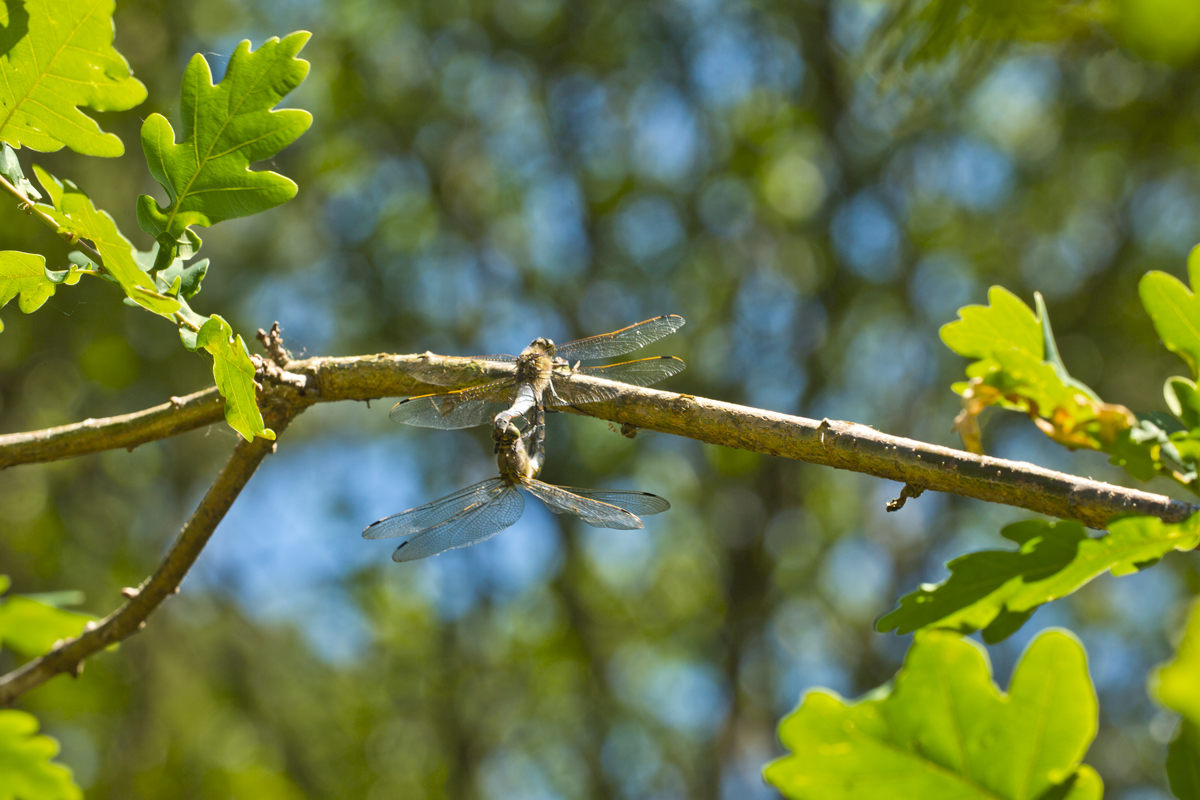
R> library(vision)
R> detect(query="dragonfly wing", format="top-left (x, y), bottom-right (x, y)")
top-left (577, 356), bottom-right (686, 387)
top-left (389, 380), bottom-right (512, 429)
top-left (521, 479), bottom-right (644, 530)
top-left (555, 315), bottom-right (685, 361)
top-left (410, 356), bottom-right (516, 387)
top-left (363, 479), bottom-right (506, 539)
top-left (392, 483), bottom-right (525, 562)
top-left (556, 488), bottom-right (670, 516)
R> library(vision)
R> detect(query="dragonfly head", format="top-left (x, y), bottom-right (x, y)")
top-left (521, 337), bottom-right (556, 358)
top-left (493, 419), bottom-right (522, 448)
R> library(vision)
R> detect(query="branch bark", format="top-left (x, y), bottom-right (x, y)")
top-left (2, 352), bottom-right (1196, 531)
top-left (0, 412), bottom-right (293, 705)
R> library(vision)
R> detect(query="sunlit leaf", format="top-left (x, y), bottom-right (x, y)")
top-left (1140, 250), bottom-right (1200, 378)
top-left (0, 710), bottom-right (81, 800)
top-left (137, 32), bottom-right (312, 256)
top-left (877, 515), bottom-right (1200, 642)
top-left (32, 165), bottom-right (180, 316)
top-left (0, 0), bottom-right (146, 157)
top-left (941, 285), bottom-right (1043, 370)
top-left (196, 314), bottom-right (275, 443)
top-left (764, 629), bottom-right (1101, 800)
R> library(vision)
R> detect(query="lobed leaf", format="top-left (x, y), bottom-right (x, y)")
top-left (137, 32), bottom-right (312, 254)
top-left (764, 629), bottom-right (1101, 800)
top-left (0, 710), bottom-right (81, 800)
top-left (0, 0), bottom-right (146, 157)
top-left (877, 515), bottom-right (1200, 642)
top-left (196, 314), bottom-right (275, 442)
top-left (32, 166), bottom-right (179, 315)
top-left (0, 250), bottom-right (78, 332)
top-left (941, 285), bottom-right (1043, 369)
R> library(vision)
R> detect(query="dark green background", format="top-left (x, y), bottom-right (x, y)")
top-left (2, 0), bottom-right (1199, 797)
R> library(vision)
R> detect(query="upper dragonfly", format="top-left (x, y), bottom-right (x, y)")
top-left (364, 407), bottom-right (669, 562)
top-left (390, 315), bottom-right (686, 431)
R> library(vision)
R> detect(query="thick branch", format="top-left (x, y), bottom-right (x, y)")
top-left (0, 413), bottom-right (292, 705)
top-left (1, 353), bottom-right (1195, 530)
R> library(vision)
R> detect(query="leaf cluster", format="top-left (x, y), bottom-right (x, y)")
top-left (0, 3), bottom-right (309, 442)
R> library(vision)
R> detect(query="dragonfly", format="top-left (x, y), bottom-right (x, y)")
top-left (364, 407), bottom-right (670, 562)
top-left (390, 315), bottom-right (686, 431)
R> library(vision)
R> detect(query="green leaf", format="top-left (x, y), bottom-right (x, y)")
top-left (1, 251), bottom-right (50, 331)
top-left (0, 710), bottom-right (81, 800)
top-left (941, 286), bottom-right (1043, 368)
top-left (764, 630), bottom-right (1101, 800)
top-left (0, 143), bottom-right (39, 200)
top-left (1034, 291), bottom-right (1099, 402)
top-left (137, 32), bottom-right (312, 253)
top-left (877, 515), bottom-right (1200, 642)
top-left (196, 314), bottom-right (275, 442)
top-left (1167, 720), bottom-right (1200, 800)
top-left (1154, 598), bottom-right (1200, 725)
top-left (1151, 600), bottom-right (1200, 799)
top-left (32, 165), bottom-right (180, 316)
top-left (1140, 255), bottom-right (1200, 378)
top-left (157, 257), bottom-right (208, 300)
top-left (0, 590), bottom-right (93, 659)
top-left (1167, 377), bottom-right (1200, 432)
top-left (0, 0), bottom-right (146, 157)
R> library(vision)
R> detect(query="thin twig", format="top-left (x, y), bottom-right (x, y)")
top-left (0, 171), bottom-right (105, 267)
top-left (1, 352), bottom-right (1196, 530)
top-left (0, 412), bottom-right (293, 705)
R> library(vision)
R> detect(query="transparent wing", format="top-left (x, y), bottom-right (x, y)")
top-left (577, 356), bottom-right (686, 386)
top-left (558, 488), bottom-right (670, 516)
top-left (555, 315), bottom-right (685, 362)
top-left (391, 483), bottom-right (525, 562)
top-left (364, 479), bottom-right (506, 539)
top-left (521, 479), bottom-right (644, 530)
top-left (388, 379), bottom-right (513, 429)
top-left (410, 355), bottom-right (516, 387)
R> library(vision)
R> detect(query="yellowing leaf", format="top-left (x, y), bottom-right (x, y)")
top-left (0, 0), bottom-right (147, 157)
top-left (32, 165), bottom-right (179, 316)
top-left (0, 710), bottom-right (81, 800)
top-left (878, 515), bottom-right (1200, 642)
top-left (137, 32), bottom-right (312, 250)
top-left (196, 314), bottom-right (275, 443)
top-left (765, 630), bottom-right (1101, 800)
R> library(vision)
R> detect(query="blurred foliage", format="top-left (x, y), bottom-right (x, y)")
top-left (2, 0), bottom-right (1200, 798)
top-left (0, 709), bottom-right (81, 800)
top-left (765, 629), bottom-right (1101, 799)
top-left (1153, 600), bottom-right (1200, 799)
top-left (0, 575), bottom-right (95, 659)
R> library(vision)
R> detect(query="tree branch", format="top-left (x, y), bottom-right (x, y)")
top-left (0, 412), bottom-right (293, 705)
top-left (2, 352), bottom-right (1195, 530)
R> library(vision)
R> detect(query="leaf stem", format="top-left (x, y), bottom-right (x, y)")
top-left (0, 171), bottom-right (106, 269)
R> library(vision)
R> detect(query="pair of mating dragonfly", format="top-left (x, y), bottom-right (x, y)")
top-left (364, 315), bottom-right (686, 561)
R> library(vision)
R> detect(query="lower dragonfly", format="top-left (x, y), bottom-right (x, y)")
top-left (364, 407), bottom-right (670, 562)
top-left (390, 315), bottom-right (686, 432)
